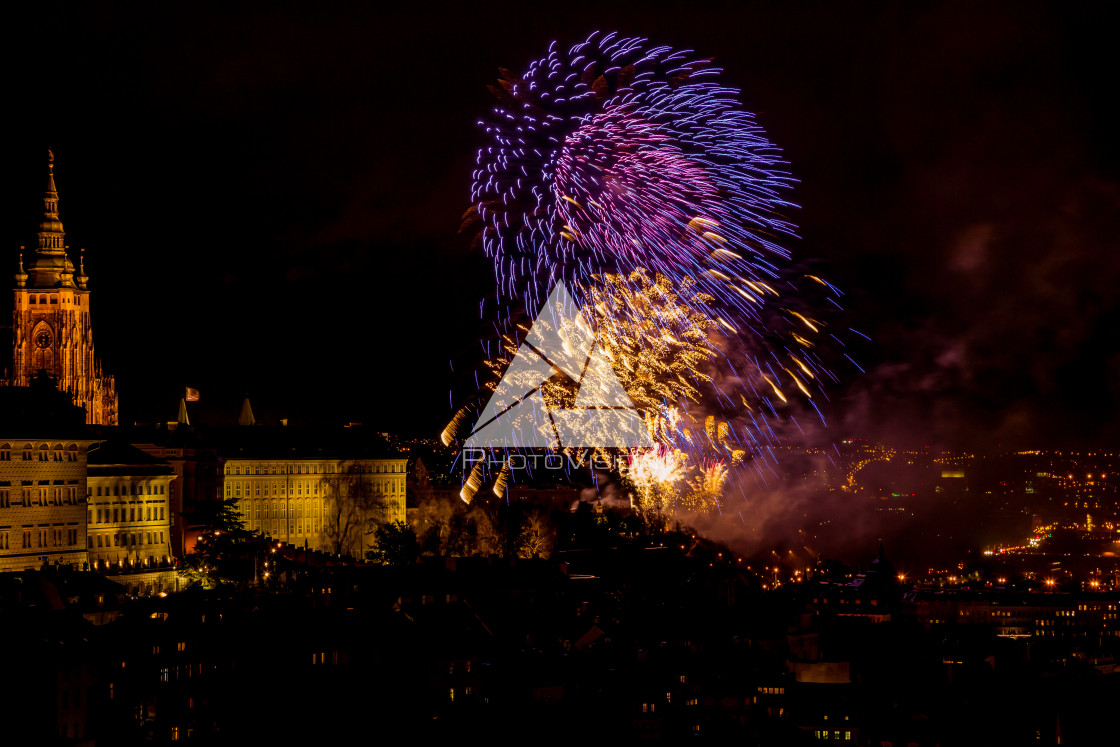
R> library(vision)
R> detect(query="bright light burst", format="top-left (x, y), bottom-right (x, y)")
top-left (627, 446), bottom-right (685, 517)
top-left (454, 32), bottom-right (857, 517)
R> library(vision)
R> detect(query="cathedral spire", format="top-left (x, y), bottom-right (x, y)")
top-left (25, 150), bottom-right (78, 288)
top-left (38, 149), bottom-right (66, 255)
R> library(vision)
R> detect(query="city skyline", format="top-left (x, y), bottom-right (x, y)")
top-left (5, 6), bottom-right (1120, 744)
top-left (3, 2), bottom-right (1119, 449)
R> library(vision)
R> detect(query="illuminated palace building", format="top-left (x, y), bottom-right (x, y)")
top-left (224, 455), bottom-right (407, 553)
top-left (85, 442), bottom-right (176, 572)
top-left (3, 151), bottom-right (118, 425)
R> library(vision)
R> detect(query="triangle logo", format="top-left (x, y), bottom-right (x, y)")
top-left (465, 282), bottom-right (654, 449)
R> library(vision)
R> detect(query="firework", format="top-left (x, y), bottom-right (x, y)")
top-left (442, 406), bottom-right (471, 447)
top-left (456, 33), bottom-right (858, 515)
top-left (460, 460), bottom-right (484, 504)
top-left (682, 461), bottom-right (728, 512)
top-left (626, 446), bottom-right (685, 516)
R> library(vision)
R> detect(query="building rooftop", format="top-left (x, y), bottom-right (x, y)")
top-left (108, 423), bottom-right (405, 461)
top-left (86, 441), bottom-right (175, 478)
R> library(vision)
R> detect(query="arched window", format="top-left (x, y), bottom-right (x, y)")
top-left (29, 296), bottom-right (36, 305)
top-left (0, 444), bottom-right (10, 461)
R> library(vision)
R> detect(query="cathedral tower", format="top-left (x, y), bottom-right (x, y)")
top-left (10, 151), bottom-right (118, 424)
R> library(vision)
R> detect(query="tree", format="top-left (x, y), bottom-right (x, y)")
top-left (178, 498), bottom-right (264, 588)
top-left (320, 463), bottom-right (384, 559)
top-left (413, 490), bottom-right (479, 557)
top-left (470, 504), bottom-right (502, 557)
top-left (412, 492), bottom-right (558, 559)
top-left (519, 509), bottom-right (554, 559)
top-left (371, 521), bottom-right (419, 566)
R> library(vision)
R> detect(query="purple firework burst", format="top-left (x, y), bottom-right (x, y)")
top-left (466, 31), bottom-right (800, 324)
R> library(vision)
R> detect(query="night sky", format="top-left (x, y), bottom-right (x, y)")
top-left (4, 1), bottom-right (1119, 449)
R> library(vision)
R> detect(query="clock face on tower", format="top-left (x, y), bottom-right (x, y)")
top-left (35, 331), bottom-right (52, 349)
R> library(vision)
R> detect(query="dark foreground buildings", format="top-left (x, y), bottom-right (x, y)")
top-left (3, 540), bottom-right (1119, 745)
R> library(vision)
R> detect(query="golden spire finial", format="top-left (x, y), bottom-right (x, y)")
top-left (76, 247), bottom-right (88, 289)
top-left (38, 150), bottom-right (63, 255)
top-left (15, 245), bottom-right (28, 288)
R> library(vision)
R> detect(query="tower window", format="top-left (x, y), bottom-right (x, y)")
top-left (29, 296), bottom-right (36, 304)
top-left (50, 296), bottom-right (57, 304)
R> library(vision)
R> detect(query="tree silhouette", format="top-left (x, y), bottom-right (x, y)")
top-left (178, 498), bottom-right (265, 588)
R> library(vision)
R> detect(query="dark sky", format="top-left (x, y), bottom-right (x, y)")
top-left (3, 1), bottom-right (1119, 449)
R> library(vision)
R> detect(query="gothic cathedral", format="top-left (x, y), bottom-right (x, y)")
top-left (6, 151), bottom-right (118, 424)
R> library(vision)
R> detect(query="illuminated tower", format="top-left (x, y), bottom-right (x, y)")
top-left (10, 150), bottom-right (118, 425)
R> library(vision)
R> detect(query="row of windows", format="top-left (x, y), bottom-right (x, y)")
top-left (253, 519), bottom-right (320, 536)
top-left (229, 481), bottom-right (321, 498)
top-left (225, 461), bottom-right (405, 475)
top-left (89, 506), bottom-right (166, 524)
top-left (242, 498), bottom-right (322, 519)
top-left (0, 443), bottom-right (80, 461)
top-left (88, 530), bottom-right (165, 548)
top-left (0, 486), bottom-right (80, 507)
top-left (89, 483), bottom-right (166, 497)
top-left (239, 499), bottom-right (399, 523)
top-left (225, 479), bottom-right (402, 498)
top-left (814, 731), bottom-right (852, 741)
top-left (2, 527), bottom-right (80, 549)
top-left (26, 294), bottom-right (83, 306)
